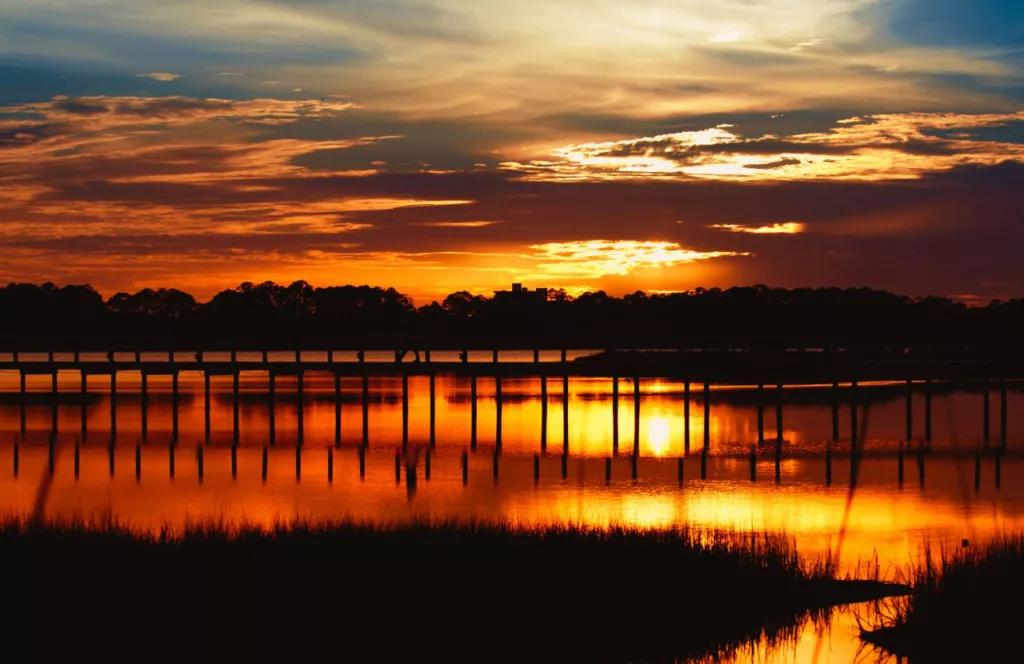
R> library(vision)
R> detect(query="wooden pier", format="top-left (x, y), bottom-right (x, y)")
top-left (1, 349), bottom-right (1018, 455)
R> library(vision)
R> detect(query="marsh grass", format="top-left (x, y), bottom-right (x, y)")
top-left (860, 535), bottom-right (1024, 661)
top-left (2, 516), bottom-right (905, 663)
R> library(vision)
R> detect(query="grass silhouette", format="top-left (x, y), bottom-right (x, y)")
top-left (861, 535), bottom-right (1024, 661)
top-left (4, 517), bottom-right (907, 662)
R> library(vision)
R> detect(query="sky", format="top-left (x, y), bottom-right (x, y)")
top-left (0, 0), bottom-right (1022, 304)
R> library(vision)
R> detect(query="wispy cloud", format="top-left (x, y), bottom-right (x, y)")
top-left (0, 0), bottom-right (1014, 120)
top-left (136, 72), bottom-right (181, 82)
top-left (789, 38), bottom-right (825, 51)
top-left (409, 221), bottom-right (502, 228)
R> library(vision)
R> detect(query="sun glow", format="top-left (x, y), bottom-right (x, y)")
top-left (647, 417), bottom-right (671, 457)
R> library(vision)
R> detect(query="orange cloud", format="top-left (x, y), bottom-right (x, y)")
top-left (408, 221), bottom-right (502, 228)
top-left (710, 222), bottom-right (805, 234)
top-left (500, 112), bottom-right (1024, 182)
top-left (527, 240), bottom-right (750, 279)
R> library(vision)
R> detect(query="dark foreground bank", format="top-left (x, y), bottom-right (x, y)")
top-left (4, 520), bottom-right (906, 663)
top-left (862, 536), bottom-right (1024, 662)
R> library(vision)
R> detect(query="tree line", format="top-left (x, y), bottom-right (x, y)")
top-left (1, 280), bottom-right (1022, 351)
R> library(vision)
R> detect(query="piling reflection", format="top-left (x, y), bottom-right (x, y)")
top-left (2, 370), bottom-right (1021, 661)
top-left (0, 373), bottom-right (1021, 562)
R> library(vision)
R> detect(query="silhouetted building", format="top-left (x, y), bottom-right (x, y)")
top-left (494, 283), bottom-right (547, 303)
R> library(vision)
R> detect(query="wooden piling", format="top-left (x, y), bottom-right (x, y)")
top-left (461, 450), bottom-right (468, 485)
top-left (395, 451), bottom-right (401, 484)
top-left (774, 446), bottom-right (781, 485)
top-left (917, 447), bottom-right (925, 488)
top-left (135, 443), bottom-right (141, 481)
top-left (897, 441), bottom-right (904, 487)
top-left (295, 446), bottom-right (302, 480)
top-left (48, 436), bottom-right (55, 475)
top-left (108, 440), bottom-right (115, 477)
top-left (268, 376), bottom-right (277, 446)
top-left (630, 453), bottom-right (637, 481)
top-left (231, 445), bottom-right (238, 479)
top-left (826, 442), bottom-right (833, 486)
top-left (296, 371), bottom-right (305, 446)
top-left (470, 375), bottom-right (478, 450)
top-left (197, 446), bottom-right (204, 481)
top-left (775, 383), bottom-right (784, 445)
top-left (605, 457), bottom-right (612, 483)
top-left (110, 371), bottom-right (117, 436)
top-left (983, 382), bottom-right (991, 447)
top-left (995, 452), bottom-right (1002, 489)
top-left (562, 453), bottom-right (568, 480)
top-left (51, 370), bottom-right (58, 394)
top-left (925, 379), bottom-right (933, 445)
top-left (169, 445), bottom-right (175, 480)
top-left (203, 373), bottom-right (210, 443)
top-left (678, 456), bottom-right (685, 484)
top-left (335, 374), bottom-right (342, 448)
top-left (850, 380), bottom-right (858, 445)
top-left (906, 379), bottom-right (913, 443)
top-left (13, 441), bottom-right (19, 477)
top-left (683, 380), bottom-right (691, 453)
top-left (700, 381), bottom-right (710, 453)
top-left (495, 375), bottom-right (503, 450)
top-left (633, 378), bottom-right (640, 455)
top-left (359, 446), bottom-right (365, 479)
top-left (327, 448), bottom-right (334, 483)
top-left (74, 441), bottom-right (80, 479)
top-left (171, 373), bottom-right (179, 442)
top-left (758, 383), bottom-right (765, 445)
top-left (493, 450), bottom-right (499, 482)
top-left (362, 374), bottom-right (370, 448)
top-left (611, 377), bottom-right (620, 451)
top-left (429, 374), bottom-right (436, 448)
top-left (540, 375), bottom-right (548, 454)
top-left (832, 381), bottom-right (840, 443)
top-left (534, 454), bottom-right (540, 483)
top-left (974, 452), bottom-right (982, 492)
top-left (562, 374), bottom-right (570, 454)
top-left (424, 450), bottom-right (431, 481)
top-left (749, 446), bottom-right (756, 482)
top-left (402, 374), bottom-right (409, 450)
top-left (261, 446), bottom-right (268, 482)
top-left (232, 377), bottom-right (240, 446)
top-left (1000, 381), bottom-right (1008, 452)
top-left (700, 451), bottom-right (707, 480)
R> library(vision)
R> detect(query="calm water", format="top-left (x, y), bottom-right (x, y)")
top-left (2, 361), bottom-right (1022, 662)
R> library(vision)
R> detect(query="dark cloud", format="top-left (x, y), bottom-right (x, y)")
top-left (743, 158), bottom-right (802, 170)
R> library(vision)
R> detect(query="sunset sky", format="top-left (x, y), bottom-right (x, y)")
top-left (1, 0), bottom-right (1022, 304)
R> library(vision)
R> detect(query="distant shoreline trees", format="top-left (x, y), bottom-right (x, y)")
top-left (1, 280), bottom-right (1022, 351)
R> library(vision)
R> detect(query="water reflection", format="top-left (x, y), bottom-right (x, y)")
top-left (1, 370), bottom-right (1022, 660)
